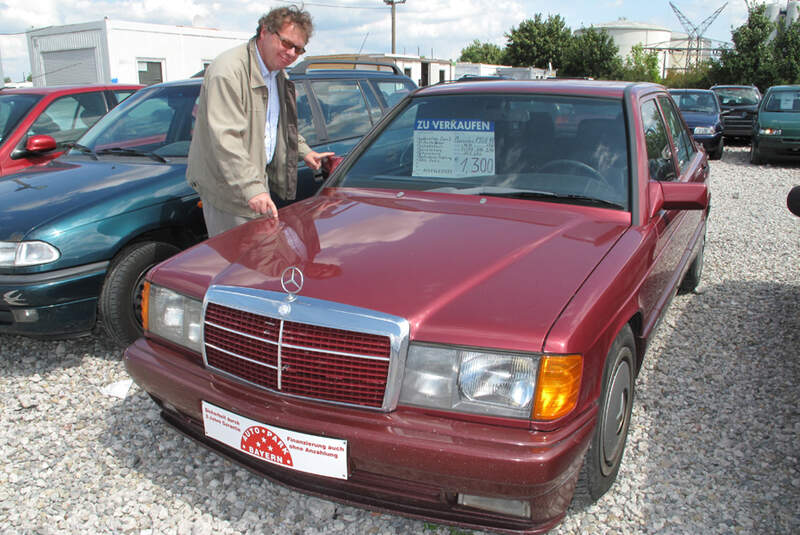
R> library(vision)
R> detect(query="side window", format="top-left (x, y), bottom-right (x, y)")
top-left (659, 96), bottom-right (696, 175)
top-left (374, 81), bottom-right (413, 109)
top-left (28, 92), bottom-right (107, 146)
top-left (294, 82), bottom-right (318, 146)
top-left (640, 99), bottom-right (676, 181)
top-left (360, 81), bottom-right (383, 123)
top-left (113, 90), bottom-right (137, 104)
top-left (310, 80), bottom-right (372, 141)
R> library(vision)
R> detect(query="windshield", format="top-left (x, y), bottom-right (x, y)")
top-left (762, 89), bottom-right (800, 113)
top-left (671, 91), bottom-right (719, 113)
top-left (712, 87), bottom-right (760, 106)
top-left (76, 83), bottom-right (200, 158)
top-left (335, 93), bottom-right (629, 210)
top-left (0, 94), bottom-right (41, 147)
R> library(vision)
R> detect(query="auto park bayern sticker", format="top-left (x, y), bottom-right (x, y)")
top-left (202, 401), bottom-right (348, 479)
top-left (412, 118), bottom-right (495, 179)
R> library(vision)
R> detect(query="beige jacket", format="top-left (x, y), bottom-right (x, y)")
top-left (187, 38), bottom-right (312, 217)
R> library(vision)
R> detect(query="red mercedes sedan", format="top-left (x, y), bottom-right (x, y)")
top-left (0, 83), bottom-right (141, 176)
top-left (125, 80), bottom-right (709, 534)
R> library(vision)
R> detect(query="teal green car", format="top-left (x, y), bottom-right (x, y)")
top-left (750, 85), bottom-right (800, 164)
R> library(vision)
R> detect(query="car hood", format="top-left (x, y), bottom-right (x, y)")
top-left (681, 111), bottom-right (720, 128)
top-left (153, 188), bottom-right (630, 351)
top-left (0, 157), bottom-right (188, 241)
top-left (759, 111), bottom-right (800, 137)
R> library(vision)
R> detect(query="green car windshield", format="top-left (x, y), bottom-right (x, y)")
top-left (336, 93), bottom-right (629, 210)
top-left (75, 84), bottom-right (200, 158)
top-left (762, 90), bottom-right (800, 113)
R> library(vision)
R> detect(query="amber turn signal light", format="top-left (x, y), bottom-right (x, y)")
top-left (141, 280), bottom-right (150, 331)
top-left (533, 354), bottom-right (583, 420)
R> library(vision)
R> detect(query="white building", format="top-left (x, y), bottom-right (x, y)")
top-left (26, 19), bottom-right (250, 87)
top-left (303, 53), bottom-right (455, 86)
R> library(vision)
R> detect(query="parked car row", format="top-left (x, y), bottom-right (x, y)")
top-left (669, 83), bottom-right (800, 165)
top-left (0, 61), bottom-right (416, 345)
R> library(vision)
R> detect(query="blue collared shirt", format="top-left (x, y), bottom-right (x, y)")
top-left (255, 50), bottom-right (280, 165)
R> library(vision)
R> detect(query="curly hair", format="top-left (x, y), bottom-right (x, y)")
top-left (256, 5), bottom-right (314, 41)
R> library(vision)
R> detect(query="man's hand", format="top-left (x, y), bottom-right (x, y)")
top-left (303, 151), bottom-right (335, 171)
top-left (248, 192), bottom-right (278, 219)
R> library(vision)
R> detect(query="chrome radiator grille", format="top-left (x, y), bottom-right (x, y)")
top-left (204, 301), bottom-right (393, 408)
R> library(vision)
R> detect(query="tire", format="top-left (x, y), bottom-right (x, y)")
top-left (678, 232), bottom-right (705, 294)
top-left (99, 241), bottom-right (181, 346)
top-left (749, 141), bottom-right (762, 164)
top-left (710, 139), bottom-right (723, 160)
top-left (580, 324), bottom-right (636, 501)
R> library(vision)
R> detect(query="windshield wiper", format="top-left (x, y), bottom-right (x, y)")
top-left (65, 142), bottom-right (98, 160)
top-left (430, 186), bottom-right (625, 209)
top-left (95, 147), bottom-right (167, 163)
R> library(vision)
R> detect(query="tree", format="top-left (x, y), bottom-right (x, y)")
top-left (504, 14), bottom-right (571, 69)
top-left (621, 44), bottom-right (661, 83)
top-left (773, 20), bottom-right (800, 84)
top-left (3, 77), bottom-right (10, 84)
top-left (459, 39), bottom-right (506, 64)
top-left (709, 4), bottom-right (776, 91)
top-left (560, 27), bottom-right (622, 80)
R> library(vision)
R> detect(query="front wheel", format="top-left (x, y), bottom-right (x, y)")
top-left (710, 139), bottom-right (724, 160)
top-left (580, 324), bottom-right (636, 500)
top-left (679, 232), bottom-right (705, 294)
top-left (749, 141), bottom-right (762, 165)
top-left (99, 241), bottom-right (181, 346)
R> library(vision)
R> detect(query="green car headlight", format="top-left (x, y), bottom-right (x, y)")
top-left (759, 127), bottom-right (782, 136)
top-left (144, 282), bottom-right (203, 353)
top-left (0, 241), bottom-right (60, 267)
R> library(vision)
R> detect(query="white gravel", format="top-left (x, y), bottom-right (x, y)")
top-left (1, 145), bottom-right (798, 535)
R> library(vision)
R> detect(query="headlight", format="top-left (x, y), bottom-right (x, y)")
top-left (0, 241), bottom-right (60, 267)
top-left (693, 126), bottom-right (715, 135)
top-left (399, 343), bottom-right (582, 420)
top-left (759, 127), bottom-right (782, 136)
top-left (143, 282), bottom-right (203, 353)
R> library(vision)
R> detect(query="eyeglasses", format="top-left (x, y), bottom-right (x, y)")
top-left (274, 32), bottom-right (306, 55)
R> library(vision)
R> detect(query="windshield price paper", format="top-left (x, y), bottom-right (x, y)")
top-left (202, 401), bottom-right (348, 479)
top-left (412, 119), bottom-right (495, 178)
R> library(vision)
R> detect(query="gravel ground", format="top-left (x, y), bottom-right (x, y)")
top-left (1, 145), bottom-right (798, 535)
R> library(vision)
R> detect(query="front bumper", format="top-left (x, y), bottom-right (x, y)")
top-left (0, 261), bottom-right (108, 336)
top-left (755, 135), bottom-right (800, 160)
top-left (125, 337), bottom-right (596, 534)
top-left (693, 132), bottom-right (723, 153)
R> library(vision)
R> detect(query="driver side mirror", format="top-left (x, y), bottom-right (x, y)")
top-left (322, 155), bottom-right (344, 177)
top-left (648, 180), bottom-right (709, 218)
top-left (11, 134), bottom-right (58, 160)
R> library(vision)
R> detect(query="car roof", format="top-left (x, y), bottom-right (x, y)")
top-left (414, 79), bottom-right (660, 99)
top-left (0, 84), bottom-right (143, 95)
top-left (669, 88), bottom-right (714, 93)
top-left (765, 85), bottom-right (800, 92)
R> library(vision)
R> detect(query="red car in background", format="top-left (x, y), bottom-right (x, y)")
top-left (0, 84), bottom-right (142, 176)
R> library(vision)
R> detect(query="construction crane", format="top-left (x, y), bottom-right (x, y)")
top-left (670, 2), bottom-right (728, 69)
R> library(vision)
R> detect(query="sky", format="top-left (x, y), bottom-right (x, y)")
top-left (0, 0), bottom-right (753, 82)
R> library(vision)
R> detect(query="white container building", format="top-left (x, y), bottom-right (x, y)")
top-left (26, 19), bottom-right (250, 87)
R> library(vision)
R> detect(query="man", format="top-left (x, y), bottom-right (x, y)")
top-left (187, 6), bottom-right (333, 237)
